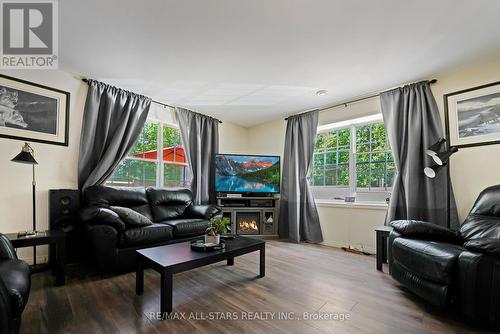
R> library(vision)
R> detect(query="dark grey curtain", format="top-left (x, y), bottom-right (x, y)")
top-left (176, 107), bottom-right (219, 205)
top-left (279, 110), bottom-right (323, 243)
top-left (380, 81), bottom-right (459, 229)
top-left (78, 80), bottom-right (151, 190)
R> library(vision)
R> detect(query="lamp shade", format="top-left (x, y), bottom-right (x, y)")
top-left (425, 138), bottom-right (447, 157)
top-left (424, 162), bottom-right (447, 178)
top-left (431, 146), bottom-right (458, 166)
top-left (11, 143), bottom-right (38, 165)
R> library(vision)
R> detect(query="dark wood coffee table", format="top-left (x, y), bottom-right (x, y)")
top-left (135, 236), bottom-right (265, 316)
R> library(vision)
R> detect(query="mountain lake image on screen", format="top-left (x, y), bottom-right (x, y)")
top-left (215, 154), bottom-right (280, 194)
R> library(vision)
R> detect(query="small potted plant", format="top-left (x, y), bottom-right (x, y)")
top-left (205, 216), bottom-right (231, 245)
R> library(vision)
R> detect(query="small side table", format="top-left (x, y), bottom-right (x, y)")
top-left (6, 230), bottom-right (66, 286)
top-left (375, 226), bottom-right (393, 272)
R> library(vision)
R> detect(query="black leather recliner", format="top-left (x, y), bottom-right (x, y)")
top-left (389, 185), bottom-right (500, 325)
top-left (0, 234), bottom-right (31, 334)
top-left (80, 185), bottom-right (222, 274)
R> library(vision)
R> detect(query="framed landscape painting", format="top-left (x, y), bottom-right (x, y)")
top-left (0, 74), bottom-right (70, 146)
top-left (445, 81), bottom-right (500, 148)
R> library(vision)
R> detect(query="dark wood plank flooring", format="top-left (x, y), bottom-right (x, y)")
top-left (22, 241), bottom-right (496, 334)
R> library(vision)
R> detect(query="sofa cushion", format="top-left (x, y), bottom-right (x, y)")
top-left (146, 188), bottom-right (193, 222)
top-left (84, 185), bottom-right (153, 221)
top-left (392, 238), bottom-right (464, 285)
top-left (119, 224), bottom-right (173, 247)
top-left (160, 218), bottom-right (210, 238)
top-left (186, 205), bottom-right (222, 219)
top-left (110, 206), bottom-right (153, 227)
top-left (80, 206), bottom-right (127, 232)
top-left (0, 259), bottom-right (30, 315)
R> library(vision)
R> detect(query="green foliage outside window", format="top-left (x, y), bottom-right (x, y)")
top-left (310, 122), bottom-right (395, 190)
top-left (163, 126), bottom-right (181, 149)
top-left (355, 123), bottom-right (395, 189)
top-left (106, 123), bottom-right (189, 188)
top-left (311, 128), bottom-right (350, 187)
top-left (130, 123), bottom-right (159, 156)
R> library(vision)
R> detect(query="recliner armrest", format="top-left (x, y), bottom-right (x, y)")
top-left (390, 220), bottom-right (461, 244)
top-left (79, 207), bottom-right (126, 232)
top-left (0, 234), bottom-right (17, 260)
top-left (464, 238), bottom-right (500, 257)
top-left (186, 204), bottom-right (222, 219)
top-left (0, 277), bottom-right (13, 333)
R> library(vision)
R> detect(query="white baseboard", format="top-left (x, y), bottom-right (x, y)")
top-left (321, 240), bottom-right (375, 255)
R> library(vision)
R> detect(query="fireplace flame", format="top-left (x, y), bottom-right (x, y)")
top-left (240, 219), bottom-right (259, 231)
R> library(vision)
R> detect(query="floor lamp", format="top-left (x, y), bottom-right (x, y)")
top-left (424, 138), bottom-right (458, 229)
top-left (11, 142), bottom-right (39, 267)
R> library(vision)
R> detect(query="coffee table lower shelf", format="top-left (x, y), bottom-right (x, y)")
top-left (135, 237), bottom-right (265, 317)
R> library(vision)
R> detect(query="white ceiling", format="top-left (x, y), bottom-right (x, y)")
top-left (60, 0), bottom-right (500, 127)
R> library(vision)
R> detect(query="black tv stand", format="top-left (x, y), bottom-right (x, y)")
top-left (217, 193), bottom-right (274, 198)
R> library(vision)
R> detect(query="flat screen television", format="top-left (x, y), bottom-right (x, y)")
top-left (215, 154), bottom-right (280, 194)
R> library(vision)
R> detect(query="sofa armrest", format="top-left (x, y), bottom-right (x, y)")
top-left (0, 234), bottom-right (17, 260)
top-left (79, 207), bottom-right (126, 232)
top-left (390, 220), bottom-right (461, 244)
top-left (186, 205), bottom-right (222, 219)
top-left (84, 224), bottom-right (119, 273)
top-left (464, 238), bottom-right (500, 257)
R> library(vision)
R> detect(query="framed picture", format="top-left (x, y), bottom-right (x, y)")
top-left (445, 81), bottom-right (500, 148)
top-left (0, 74), bottom-right (70, 146)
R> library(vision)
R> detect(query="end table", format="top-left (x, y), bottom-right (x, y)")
top-left (6, 230), bottom-right (66, 286)
top-left (375, 226), bottom-right (393, 272)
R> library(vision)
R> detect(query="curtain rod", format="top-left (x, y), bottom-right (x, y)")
top-left (81, 78), bottom-right (223, 123)
top-left (284, 79), bottom-right (437, 121)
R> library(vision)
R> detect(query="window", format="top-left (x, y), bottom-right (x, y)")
top-left (105, 123), bottom-right (190, 188)
top-left (355, 123), bottom-right (395, 189)
top-left (310, 115), bottom-right (395, 195)
top-left (311, 128), bottom-right (351, 187)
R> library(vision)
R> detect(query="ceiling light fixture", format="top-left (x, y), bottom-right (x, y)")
top-left (316, 90), bottom-right (328, 96)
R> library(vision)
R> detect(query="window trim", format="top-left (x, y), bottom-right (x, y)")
top-left (311, 114), bottom-right (394, 198)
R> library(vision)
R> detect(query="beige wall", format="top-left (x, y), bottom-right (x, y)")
top-left (0, 70), bottom-right (87, 263)
top-left (317, 203), bottom-right (387, 253)
top-left (219, 122), bottom-right (250, 154)
top-left (0, 69), bottom-right (248, 263)
top-left (2, 59), bottom-right (498, 260)
top-left (431, 59), bottom-right (500, 221)
top-left (243, 107), bottom-right (386, 252)
top-left (246, 119), bottom-right (286, 157)
top-left (240, 59), bottom-right (500, 252)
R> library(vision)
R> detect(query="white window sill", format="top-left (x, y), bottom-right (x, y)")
top-left (315, 199), bottom-right (388, 210)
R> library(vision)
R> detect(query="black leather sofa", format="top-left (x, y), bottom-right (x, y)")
top-left (0, 234), bottom-right (31, 334)
top-left (80, 185), bottom-right (222, 274)
top-left (389, 185), bottom-right (500, 325)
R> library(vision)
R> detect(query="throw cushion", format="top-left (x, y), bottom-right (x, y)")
top-left (109, 206), bottom-right (153, 227)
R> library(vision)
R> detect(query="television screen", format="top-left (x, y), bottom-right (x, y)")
top-left (215, 154), bottom-right (280, 194)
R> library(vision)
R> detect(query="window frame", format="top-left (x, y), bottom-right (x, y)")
top-left (311, 114), bottom-right (394, 198)
top-left (106, 121), bottom-right (189, 188)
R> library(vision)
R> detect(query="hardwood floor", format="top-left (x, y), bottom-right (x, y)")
top-left (22, 241), bottom-right (496, 334)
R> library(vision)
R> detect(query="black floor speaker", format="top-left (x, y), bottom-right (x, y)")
top-left (49, 189), bottom-right (82, 263)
